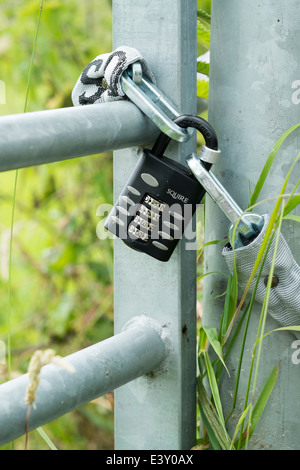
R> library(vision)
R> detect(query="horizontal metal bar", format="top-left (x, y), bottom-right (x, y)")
top-left (0, 101), bottom-right (159, 172)
top-left (0, 319), bottom-right (167, 446)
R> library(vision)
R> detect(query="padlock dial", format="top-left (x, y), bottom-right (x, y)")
top-left (105, 150), bottom-right (205, 261)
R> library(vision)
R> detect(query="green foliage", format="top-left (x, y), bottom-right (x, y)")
top-left (0, 0), bottom-right (114, 450)
top-left (0, 0), bottom-right (112, 114)
top-left (197, 15), bottom-right (210, 52)
top-left (197, 3), bottom-right (210, 103)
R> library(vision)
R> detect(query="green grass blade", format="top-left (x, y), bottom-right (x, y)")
top-left (283, 193), bottom-right (300, 218)
top-left (203, 327), bottom-right (229, 376)
top-left (219, 273), bottom-right (238, 342)
top-left (197, 9), bottom-right (211, 24)
top-left (197, 271), bottom-right (223, 282)
top-left (241, 205), bottom-right (284, 449)
top-left (284, 214), bottom-right (300, 223)
top-left (36, 427), bottom-right (57, 450)
top-left (204, 351), bottom-right (227, 433)
top-left (281, 176), bottom-right (300, 218)
top-left (230, 404), bottom-right (252, 450)
top-left (197, 378), bottom-right (231, 450)
top-left (237, 364), bottom-right (279, 449)
top-left (197, 61), bottom-right (209, 76)
top-left (249, 123), bottom-right (300, 208)
top-left (254, 325), bottom-right (300, 344)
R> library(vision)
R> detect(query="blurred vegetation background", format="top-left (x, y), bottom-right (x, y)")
top-left (0, 0), bottom-right (210, 450)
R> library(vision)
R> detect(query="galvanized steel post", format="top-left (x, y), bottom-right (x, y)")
top-left (204, 0), bottom-right (300, 450)
top-left (112, 0), bottom-right (198, 450)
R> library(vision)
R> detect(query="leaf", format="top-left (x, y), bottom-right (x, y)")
top-left (197, 61), bottom-right (209, 76)
top-left (283, 193), bottom-right (300, 218)
top-left (36, 427), bottom-right (57, 450)
top-left (197, 271), bottom-right (223, 282)
top-left (48, 293), bottom-right (75, 338)
top-left (197, 378), bottom-right (231, 450)
top-left (283, 214), bottom-right (300, 223)
top-left (197, 238), bottom-right (225, 256)
top-left (255, 325), bottom-right (300, 344)
top-left (237, 364), bottom-right (279, 448)
top-left (191, 438), bottom-right (210, 450)
top-left (197, 9), bottom-right (211, 24)
top-left (197, 22), bottom-right (210, 50)
top-left (203, 326), bottom-right (229, 376)
top-left (229, 404), bottom-right (252, 450)
top-left (198, 326), bottom-right (208, 352)
top-left (197, 79), bottom-right (209, 100)
top-left (220, 273), bottom-right (238, 342)
top-left (204, 351), bottom-right (227, 432)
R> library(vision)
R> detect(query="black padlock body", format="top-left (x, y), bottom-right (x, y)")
top-left (104, 149), bottom-right (205, 261)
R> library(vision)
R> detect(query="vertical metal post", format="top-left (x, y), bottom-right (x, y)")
top-left (112, 0), bottom-right (197, 450)
top-left (205, 1), bottom-right (300, 449)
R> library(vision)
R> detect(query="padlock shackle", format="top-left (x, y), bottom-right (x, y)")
top-left (151, 115), bottom-right (219, 162)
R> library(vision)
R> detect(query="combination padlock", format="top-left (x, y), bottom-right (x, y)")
top-left (104, 115), bottom-right (219, 262)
